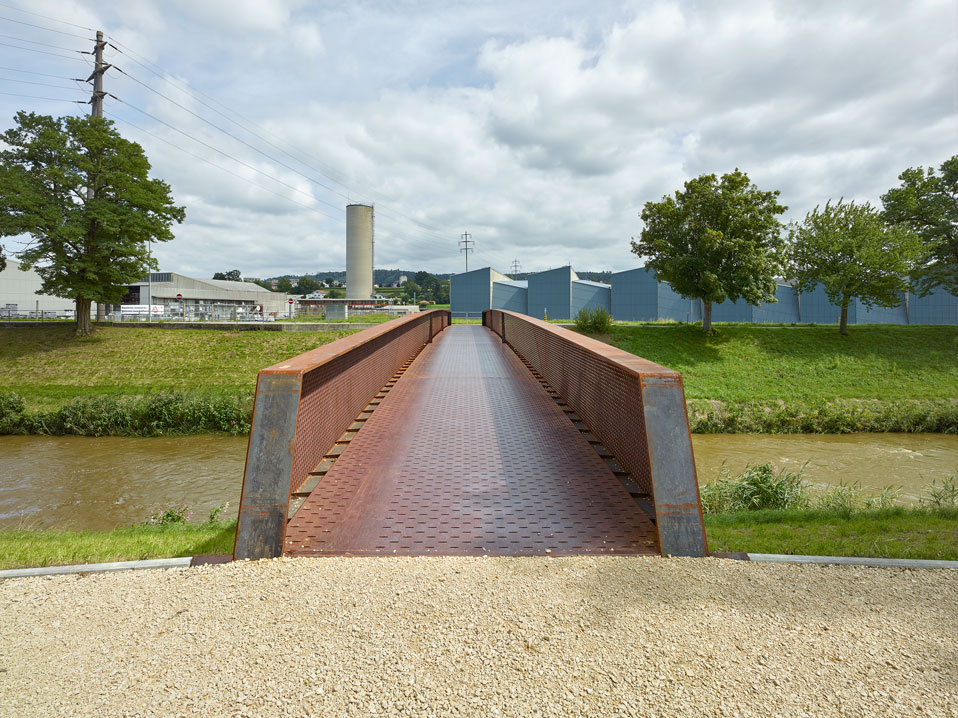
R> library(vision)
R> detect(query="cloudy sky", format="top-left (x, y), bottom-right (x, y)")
top-left (0, 0), bottom-right (955, 278)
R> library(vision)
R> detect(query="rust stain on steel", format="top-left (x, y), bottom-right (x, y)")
top-left (285, 325), bottom-right (658, 557)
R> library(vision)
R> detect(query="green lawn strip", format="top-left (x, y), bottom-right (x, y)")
top-left (0, 326), bottom-right (355, 411)
top-left (705, 507), bottom-right (958, 561)
top-left (0, 521), bottom-right (237, 570)
top-left (607, 324), bottom-right (958, 402)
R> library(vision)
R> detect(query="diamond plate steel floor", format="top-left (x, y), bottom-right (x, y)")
top-left (284, 325), bottom-right (659, 556)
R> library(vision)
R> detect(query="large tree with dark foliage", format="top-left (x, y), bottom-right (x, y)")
top-left (212, 269), bottom-right (241, 281)
top-left (881, 155), bottom-right (958, 296)
top-left (632, 169), bottom-right (786, 333)
top-left (0, 112), bottom-right (184, 336)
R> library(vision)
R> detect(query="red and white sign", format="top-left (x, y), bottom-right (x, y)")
top-left (176, 293), bottom-right (183, 300)
top-left (288, 298), bottom-right (294, 304)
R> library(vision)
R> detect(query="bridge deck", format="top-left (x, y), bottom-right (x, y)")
top-left (284, 325), bottom-right (658, 556)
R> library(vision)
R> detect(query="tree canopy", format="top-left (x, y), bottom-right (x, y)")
top-left (787, 199), bottom-right (922, 335)
top-left (0, 112), bottom-right (185, 335)
top-left (212, 269), bottom-right (241, 281)
top-left (631, 169), bottom-right (786, 332)
top-left (881, 155), bottom-right (958, 296)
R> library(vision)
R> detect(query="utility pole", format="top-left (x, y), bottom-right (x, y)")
top-left (87, 31), bottom-right (109, 321)
top-left (459, 231), bottom-right (473, 273)
top-left (510, 259), bottom-right (521, 280)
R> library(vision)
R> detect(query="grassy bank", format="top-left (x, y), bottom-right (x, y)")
top-left (607, 324), bottom-right (958, 433)
top-left (2, 323), bottom-right (956, 435)
top-left (2, 509), bottom-right (955, 570)
top-left (0, 325), bottom-right (354, 411)
top-left (705, 507), bottom-right (958, 560)
top-left (0, 521), bottom-right (237, 570)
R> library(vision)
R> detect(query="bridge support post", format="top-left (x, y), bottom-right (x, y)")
top-left (641, 376), bottom-right (707, 557)
top-left (233, 373), bottom-right (301, 560)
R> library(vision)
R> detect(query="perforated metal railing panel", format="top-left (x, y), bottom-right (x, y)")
top-left (284, 325), bottom-right (658, 556)
top-left (498, 312), bottom-right (668, 495)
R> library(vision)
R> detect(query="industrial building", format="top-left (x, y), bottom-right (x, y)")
top-left (451, 265), bottom-right (958, 325)
top-left (122, 272), bottom-right (290, 319)
top-left (0, 259), bottom-right (96, 318)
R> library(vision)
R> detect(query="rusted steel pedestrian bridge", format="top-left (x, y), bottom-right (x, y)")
top-left (234, 310), bottom-right (707, 560)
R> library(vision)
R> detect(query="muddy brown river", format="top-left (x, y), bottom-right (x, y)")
top-left (0, 433), bottom-right (956, 531)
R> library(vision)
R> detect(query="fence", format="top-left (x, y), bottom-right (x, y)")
top-left (483, 309), bottom-right (707, 557)
top-left (234, 309), bottom-right (451, 559)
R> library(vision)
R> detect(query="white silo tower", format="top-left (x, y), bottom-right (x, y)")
top-left (346, 204), bottom-right (374, 299)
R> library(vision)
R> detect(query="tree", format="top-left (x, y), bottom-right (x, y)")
top-left (787, 199), bottom-right (922, 335)
top-left (0, 112), bottom-right (184, 336)
top-left (881, 155), bottom-right (958, 296)
top-left (276, 277), bottom-right (293, 293)
top-left (213, 269), bottom-right (241, 281)
top-left (327, 287), bottom-right (344, 299)
top-left (293, 276), bottom-right (319, 294)
top-left (631, 169), bottom-right (786, 332)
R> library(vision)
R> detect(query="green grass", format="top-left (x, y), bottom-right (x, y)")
top-left (607, 324), bottom-right (958, 402)
top-left (0, 325), bottom-right (355, 410)
top-left (0, 521), bottom-right (237, 570)
top-left (705, 507), bottom-right (958, 560)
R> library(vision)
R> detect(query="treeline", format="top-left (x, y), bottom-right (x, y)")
top-left (634, 154), bottom-right (957, 334)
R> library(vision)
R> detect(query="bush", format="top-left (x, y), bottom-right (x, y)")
top-left (0, 392), bottom-right (27, 433)
top-left (700, 463), bottom-right (811, 514)
top-left (0, 391), bottom-right (254, 437)
top-left (143, 504), bottom-right (193, 525)
top-left (574, 307), bottom-right (612, 333)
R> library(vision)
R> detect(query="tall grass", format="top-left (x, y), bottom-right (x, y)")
top-left (0, 390), bottom-right (252, 436)
top-left (700, 463), bottom-right (811, 513)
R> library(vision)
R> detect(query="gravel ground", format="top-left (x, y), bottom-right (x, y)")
top-left (1, 556), bottom-right (956, 717)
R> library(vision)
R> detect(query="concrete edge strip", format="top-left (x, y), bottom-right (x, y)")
top-left (747, 553), bottom-right (958, 570)
top-left (0, 557), bottom-right (193, 580)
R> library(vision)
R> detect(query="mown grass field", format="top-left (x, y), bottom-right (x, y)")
top-left (2, 508), bottom-right (955, 569)
top-left (606, 324), bottom-right (958, 402)
top-left (705, 507), bottom-right (958, 561)
top-left (0, 521), bottom-right (237, 570)
top-left (0, 325), bottom-right (354, 410)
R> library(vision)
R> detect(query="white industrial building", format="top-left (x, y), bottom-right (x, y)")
top-left (0, 259), bottom-right (96, 318)
top-left (123, 272), bottom-right (290, 319)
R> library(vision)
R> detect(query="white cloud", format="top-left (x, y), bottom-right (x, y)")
top-left (0, 0), bottom-right (955, 277)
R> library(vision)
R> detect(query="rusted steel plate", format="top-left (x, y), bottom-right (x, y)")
top-left (488, 309), bottom-right (707, 558)
top-left (285, 326), bottom-right (658, 557)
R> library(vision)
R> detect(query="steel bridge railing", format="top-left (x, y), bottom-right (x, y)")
top-left (483, 309), bottom-right (707, 557)
top-left (234, 309), bottom-right (451, 559)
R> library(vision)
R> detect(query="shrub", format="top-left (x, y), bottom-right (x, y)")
top-left (574, 307), bottom-right (612, 334)
top-left (921, 475), bottom-right (958, 508)
top-left (144, 504), bottom-right (193, 525)
top-left (699, 463), bottom-right (811, 514)
top-left (0, 392), bottom-right (27, 433)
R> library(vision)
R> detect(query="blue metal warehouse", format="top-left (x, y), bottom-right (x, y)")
top-left (451, 265), bottom-right (958, 325)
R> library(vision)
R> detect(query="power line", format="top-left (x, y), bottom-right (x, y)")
top-left (459, 231), bottom-right (474, 272)
top-left (0, 4), bottom-right (95, 33)
top-left (0, 90), bottom-right (83, 102)
top-left (0, 40), bottom-right (85, 61)
top-left (105, 110), bottom-right (343, 221)
top-left (112, 97), bottom-right (344, 215)
top-left (0, 32), bottom-right (86, 52)
top-left (0, 64), bottom-right (81, 79)
top-left (0, 75), bottom-right (78, 90)
top-left (111, 64), bottom-right (347, 215)
top-left (104, 35), bottom-right (459, 242)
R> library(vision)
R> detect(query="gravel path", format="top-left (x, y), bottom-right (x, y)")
top-left (2, 556), bottom-right (956, 717)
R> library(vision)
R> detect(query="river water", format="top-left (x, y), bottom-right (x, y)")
top-left (0, 433), bottom-right (956, 531)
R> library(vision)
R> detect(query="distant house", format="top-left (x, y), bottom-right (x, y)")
top-left (305, 290), bottom-right (327, 299)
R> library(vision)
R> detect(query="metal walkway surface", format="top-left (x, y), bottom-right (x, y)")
top-left (284, 325), bottom-right (659, 556)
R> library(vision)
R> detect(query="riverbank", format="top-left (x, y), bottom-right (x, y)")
top-left (3, 505), bottom-right (956, 570)
top-left (1, 324), bottom-right (956, 435)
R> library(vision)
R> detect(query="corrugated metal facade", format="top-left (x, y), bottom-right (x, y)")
top-left (450, 264), bottom-right (958, 325)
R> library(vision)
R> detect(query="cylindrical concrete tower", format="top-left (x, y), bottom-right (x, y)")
top-left (346, 204), bottom-right (374, 299)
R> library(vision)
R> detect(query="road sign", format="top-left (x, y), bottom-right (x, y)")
top-left (176, 293), bottom-right (182, 300)
top-left (288, 298), bottom-right (294, 304)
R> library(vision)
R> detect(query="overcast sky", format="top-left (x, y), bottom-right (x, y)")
top-left (0, 0), bottom-right (955, 278)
